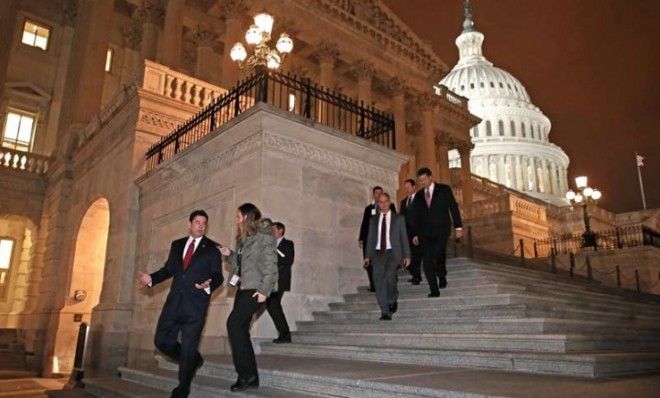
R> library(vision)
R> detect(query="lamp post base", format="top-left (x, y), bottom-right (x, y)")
top-left (581, 230), bottom-right (598, 250)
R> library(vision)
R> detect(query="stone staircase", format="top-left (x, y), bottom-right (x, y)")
top-left (73, 257), bottom-right (660, 397)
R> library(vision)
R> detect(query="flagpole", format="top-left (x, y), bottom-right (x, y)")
top-left (635, 151), bottom-right (647, 210)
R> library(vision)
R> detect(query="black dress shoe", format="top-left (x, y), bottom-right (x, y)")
top-left (439, 279), bottom-right (448, 289)
top-left (388, 302), bottom-right (398, 313)
top-left (273, 333), bottom-right (292, 343)
top-left (379, 314), bottom-right (392, 320)
top-left (170, 385), bottom-right (189, 398)
top-left (427, 292), bottom-right (440, 297)
top-left (368, 287), bottom-right (376, 292)
top-left (411, 278), bottom-right (421, 285)
top-left (196, 355), bottom-right (204, 371)
top-left (230, 375), bottom-right (259, 392)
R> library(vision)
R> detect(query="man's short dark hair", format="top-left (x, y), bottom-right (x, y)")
top-left (273, 221), bottom-right (286, 234)
top-left (189, 210), bottom-right (209, 222)
top-left (378, 192), bottom-right (391, 201)
top-left (416, 167), bottom-right (432, 177)
top-left (372, 186), bottom-right (383, 193)
top-left (404, 178), bottom-right (416, 186)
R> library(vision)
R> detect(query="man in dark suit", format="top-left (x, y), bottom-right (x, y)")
top-left (359, 186), bottom-right (397, 292)
top-left (410, 168), bottom-right (462, 297)
top-left (364, 192), bottom-right (410, 320)
top-left (399, 178), bottom-right (422, 285)
top-left (138, 210), bottom-right (223, 398)
top-left (267, 221), bottom-right (294, 343)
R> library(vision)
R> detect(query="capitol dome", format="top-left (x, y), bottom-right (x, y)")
top-left (438, 1), bottom-right (570, 205)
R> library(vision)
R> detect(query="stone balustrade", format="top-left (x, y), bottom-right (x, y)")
top-left (141, 60), bottom-right (227, 108)
top-left (0, 147), bottom-right (50, 174)
top-left (434, 84), bottom-right (469, 109)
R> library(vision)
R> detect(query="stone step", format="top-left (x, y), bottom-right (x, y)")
top-left (0, 351), bottom-right (27, 370)
top-left (155, 355), bottom-right (504, 397)
top-left (289, 331), bottom-right (660, 353)
top-left (345, 283), bottom-right (525, 302)
top-left (259, 343), bottom-right (660, 378)
top-left (110, 366), bottom-right (322, 398)
top-left (295, 317), bottom-right (660, 336)
top-left (328, 292), bottom-right (517, 311)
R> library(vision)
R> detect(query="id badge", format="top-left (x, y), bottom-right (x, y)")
top-left (229, 274), bottom-right (240, 286)
top-left (371, 208), bottom-right (377, 216)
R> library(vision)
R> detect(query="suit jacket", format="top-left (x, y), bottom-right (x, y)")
top-left (410, 183), bottom-right (462, 238)
top-left (227, 226), bottom-right (278, 296)
top-left (359, 202), bottom-right (397, 243)
top-left (275, 238), bottom-right (294, 292)
top-left (150, 236), bottom-right (223, 317)
top-left (399, 195), bottom-right (416, 237)
top-left (365, 212), bottom-right (411, 265)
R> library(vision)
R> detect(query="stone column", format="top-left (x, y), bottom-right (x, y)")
top-left (315, 42), bottom-right (338, 88)
top-left (435, 132), bottom-right (452, 185)
top-left (551, 162), bottom-right (560, 196)
top-left (539, 158), bottom-right (549, 193)
top-left (352, 61), bottom-right (375, 105)
top-left (160, 0), bottom-right (185, 69)
top-left (529, 157), bottom-right (538, 192)
top-left (387, 77), bottom-right (411, 198)
top-left (120, 26), bottom-right (142, 86)
top-left (417, 94), bottom-right (438, 177)
top-left (458, 143), bottom-right (474, 216)
top-left (219, 0), bottom-right (247, 89)
top-left (56, 0), bottom-right (114, 155)
top-left (194, 24), bottom-right (218, 83)
top-left (514, 155), bottom-right (523, 191)
top-left (497, 155), bottom-right (506, 186)
top-left (136, 0), bottom-right (162, 61)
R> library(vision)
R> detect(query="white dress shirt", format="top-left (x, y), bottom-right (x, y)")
top-left (375, 211), bottom-right (392, 250)
top-left (183, 236), bottom-right (202, 258)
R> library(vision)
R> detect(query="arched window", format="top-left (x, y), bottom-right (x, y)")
top-left (498, 120), bottom-right (504, 136)
top-left (531, 124), bottom-right (536, 139)
top-left (510, 120), bottom-right (516, 136)
top-left (521, 122), bottom-right (526, 137)
top-left (473, 124), bottom-right (480, 137)
top-left (486, 120), bottom-right (492, 136)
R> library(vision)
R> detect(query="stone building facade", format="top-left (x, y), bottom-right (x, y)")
top-left (0, 0), bottom-right (655, 379)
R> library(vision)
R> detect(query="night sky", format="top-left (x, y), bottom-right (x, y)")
top-left (385, 0), bottom-right (659, 213)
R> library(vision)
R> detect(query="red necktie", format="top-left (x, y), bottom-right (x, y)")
top-left (380, 214), bottom-right (387, 250)
top-left (183, 240), bottom-right (195, 270)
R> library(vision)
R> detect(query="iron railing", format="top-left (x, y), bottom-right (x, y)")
top-left (532, 225), bottom-right (659, 257)
top-left (145, 70), bottom-right (395, 171)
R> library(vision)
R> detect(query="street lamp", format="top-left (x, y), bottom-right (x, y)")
top-left (565, 176), bottom-right (602, 249)
top-left (229, 12), bottom-right (293, 71)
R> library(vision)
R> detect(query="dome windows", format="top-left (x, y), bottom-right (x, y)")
top-left (521, 122), bottom-right (526, 137)
top-left (498, 120), bottom-right (504, 136)
top-left (486, 120), bottom-right (492, 136)
top-left (510, 120), bottom-right (516, 136)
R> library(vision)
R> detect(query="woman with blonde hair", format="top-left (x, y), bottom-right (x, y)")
top-left (219, 203), bottom-right (277, 392)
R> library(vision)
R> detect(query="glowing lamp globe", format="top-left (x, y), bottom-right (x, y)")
top-left (591, 190), bottom-right (602, 200)
top-left (230, 42), bottom-right (247, 62)
top-left (565, 190), bottom-right (576, 201)
top-left (245, 25), bottom-right (262, 45)
top-left (276, 33), bottom-right (294, 54)
top-left (253, 13), bottom-right (274, 35)
top-left (575, 176), bottom-right (588, 189)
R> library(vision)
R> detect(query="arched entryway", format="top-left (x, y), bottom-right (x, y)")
top-left (50, 198), bottom-right (110, 375)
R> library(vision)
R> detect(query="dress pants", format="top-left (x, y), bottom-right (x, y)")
top-left (154, 294), bottom-right (205, 397)
top-left (266, 291), bottom-right (290, 337)
top-left (227, 289), bottom-right (261, 381)
top-left (363, 246), bottom-right (376, 290)
top-left (420, 234), bottom-right (449, 295)
top-left (407, 235), bottom-right (422, 281)
top-left (372, 250), bottom-right (398, 316)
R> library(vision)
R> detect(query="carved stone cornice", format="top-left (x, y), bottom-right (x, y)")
top-left (136, 0), bottom-right (164, 26)
top-left (193, 24), bottom-right (218, 47)
top-left (456, 140), bottom-right (475, 155)
top-left (351, 61), bottom-right (375, 81)
top-left (416, 93), bottom-right (438, 110)
top-left (314, 41), bottom-right (339, 64)
top-left (386, 76), bottom-right (409, 96)
top-left (301, 0), bottom-right (448, 74)
top-left (219, 0), bottom-right (248, 19)
top-left (122, 25), bottom-right (142, 49)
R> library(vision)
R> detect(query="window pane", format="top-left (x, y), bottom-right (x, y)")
top-left (22, 31), bottom-right (36, 46)
top-left (35, 35), bottom-right (48, 50)
top-left (105, 49), bottom-right (113, 72)
top-left (0, 240), bottom-right (13, 270)
top-left (4, 113), bottom-right (21, 140)
top-left (22, 20), bottom-right (49, 50)
top-left (17, 115), bottom-right (34, 143)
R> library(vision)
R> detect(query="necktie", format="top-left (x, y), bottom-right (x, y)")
top-left (380, 214), bottom-right (387, 250)
top-left (407, 196), bottom-right (412, 208)
top-left (425, 188), bottom-right (431, 207)
top-left (183, 239), bottom-right (195, 270)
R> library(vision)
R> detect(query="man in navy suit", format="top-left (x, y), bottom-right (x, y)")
top-left (138, 210), bottom-right (223, 398)
top-left (410, 168), bottom-right (462, 297)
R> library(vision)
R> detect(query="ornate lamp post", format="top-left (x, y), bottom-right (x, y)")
top-left (565, 176), bottom-right (602, 249)
top-left (229, 12), bottom-right (293, 71)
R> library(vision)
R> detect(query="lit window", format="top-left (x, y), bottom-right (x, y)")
top-left (21, 20), bottom-right (50, 50)
top-left (0, 239), bottom-right (14, 285)
top-left (2, 110), bottom-right (36, 152)
top-left (105, 48), bottom-right (114, 72)
top-left (287, 93), bottom-right (296, 112)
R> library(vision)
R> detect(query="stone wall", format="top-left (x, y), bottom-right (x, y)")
top-left (128, 103), bottom-right (406, 366)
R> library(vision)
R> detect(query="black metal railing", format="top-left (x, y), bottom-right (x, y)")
top-left (531, 225), bottom-right (659, 257)
top-left (145, 70), bottom-right (396, 171)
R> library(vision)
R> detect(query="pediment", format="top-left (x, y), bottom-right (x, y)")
top-left (5, 81), bottom-right (52, 102)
